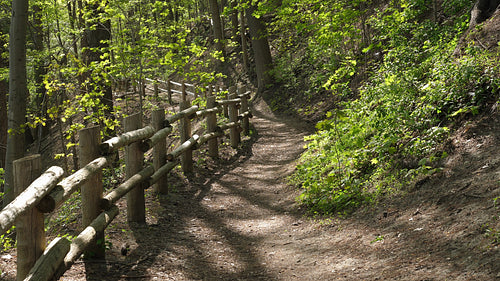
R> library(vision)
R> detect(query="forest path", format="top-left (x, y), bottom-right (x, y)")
top-left (59, 97), bottom-right (325, 280)
top-left (58, 97), bottom-right (499, 281)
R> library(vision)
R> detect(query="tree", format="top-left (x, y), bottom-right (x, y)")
top-left (470, 0), bottom-right (500, 26)
top-left (239, 9), bottom-right (249, 70)
top-left (209, 0), bottom-right (225, 57)
top-left (81, 0), bottom-right (113, 136)
top-left (0, 3), bottom-right (8, 170)
top-left (229, 0), bottom-right (239, 44)
top-left (31, 1), bottom-right (49, 152)
top-left (0, 82), bottom-right (6, 169)
top-left (4, 0), bottom-right (29, 206)
top-left (246, 2), bottom-right (273, 92)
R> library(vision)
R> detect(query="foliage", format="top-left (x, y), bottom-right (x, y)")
top-left (270, 0), bottom-right (367, 97)
top-left (0, 168), bottom-right (4, 207)
top-left (0, 168), bottom-right (4, 186)
top-left (46, 191), bottom-right (81, 234)
top-left (286, 0), bottom-right (500, 214)
top-left (483, 196), bottom-right (500, 246)
top-left (0, 226), bottom-right (15, 251)
top-left (103, 161), bottom-right (125, 190)
top-left (14, 0), bottom-right (226, 172)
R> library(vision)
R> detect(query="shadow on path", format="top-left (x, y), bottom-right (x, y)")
top-left (79, 98), bottom-right (309, 280)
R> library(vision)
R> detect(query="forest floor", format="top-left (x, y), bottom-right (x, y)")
top-left (1, 95), bottom-right (499, 280)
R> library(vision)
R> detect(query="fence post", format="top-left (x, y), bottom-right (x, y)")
top-left (14, 154), bottom-right (44, 281)
top-left (124, 113), bottom-right (146, 223)
top-left (228, 86), bottom-right (240, 148)
top-left (221, 86), bottom-right (229, 117)
top-left (167, 79), bottom-right (173, 104)
top-left (206, 86), bottom-right (218, 158)
top-left (181, 82), bottom-right (187, 102)
top-left (238, 85), bottom-right (250, 135)
top-left (153, 81), bottom-right (159, 100)
top-left (180, 84), bottom-right (193, 173)
top-left (142, 79), bottom-right (146, 97)
top-left (79, 126), bottom-right (105, 258)
top-left (152, 109), bottom-right (168, 194)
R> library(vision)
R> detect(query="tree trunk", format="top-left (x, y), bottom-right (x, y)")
top-left (0, 18), bottom-right (8, 170)
top-left (470, 0), bottom-right (500, 27)
top-left (82, 0), bottom-right (113, 135)
top-left (230, 1), bottom-right (239, 44)
top-left (0, 81), bottom-right (6, 170)
top-left (246, 3), bottom-right (273, 93)
top-left (68, 0), bottom-right (79, 56)
top-left (4, 0), bottom-right (30, 206)
top-left (209, 0), bottom-right (225, 57)
top-left (240, 10), bottom-right (249, 71)
top-left (32, 2), bottom-right (48, 153)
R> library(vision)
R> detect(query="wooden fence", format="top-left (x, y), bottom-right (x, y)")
top-left (144, 78), bottom-right (225, 104)
top-left (0, 83), bottom-right (252, 281)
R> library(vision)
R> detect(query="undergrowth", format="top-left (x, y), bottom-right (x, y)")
top-left (281, 0), bottom-right (500, 214)
top-left (0, 168), bottom-right (15, 251)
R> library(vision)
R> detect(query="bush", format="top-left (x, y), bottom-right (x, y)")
top-left (288, 0), bottom-right (500, 214)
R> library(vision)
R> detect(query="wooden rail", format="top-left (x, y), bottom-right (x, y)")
top-left (144, 78), bottom-right (221, 104)
top-left (0, 83), bottom-right (252, 281)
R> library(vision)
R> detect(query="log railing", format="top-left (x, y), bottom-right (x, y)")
top-left (144, 77), bottom-right (223, 104)
top-left (0, 83), bottom-right (252, 281)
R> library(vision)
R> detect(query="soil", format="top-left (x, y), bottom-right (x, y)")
top-left (2, 95), bottom-right (499, 281)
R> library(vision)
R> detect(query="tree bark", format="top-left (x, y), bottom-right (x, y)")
top-left (209, 0), bottom-right (225, 57)
top-left (246, 3), bottom-right (273, 93)
top-left (32, 2), bottom-right (46, 115)
top-left (470, 0), bottom-right (500, 27)
top-left (230, 1), bottom-right (239, 44)
top-left (0, 17), bottom-right (9, 170)
top-left (67, 0), bottom-right (79, 56)
top-left (32, 2), bottom-right (49, 153)
top-left (0, 81), bottom-right (6, 169)
top-left (4, 0), bottom-right (30, 206)
top-left (82, 0), bottom-right (113, 134)
top-left (239, 10), bottom-right (249, 71)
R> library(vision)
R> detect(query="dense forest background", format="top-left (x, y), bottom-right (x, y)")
top-left (0, 0), bottom-right (499, 215)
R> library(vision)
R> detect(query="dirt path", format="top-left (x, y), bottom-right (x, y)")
top-left (57, 97), bottom-right (316, 280)
top-left (2, 99), bottom-right (498, 281)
